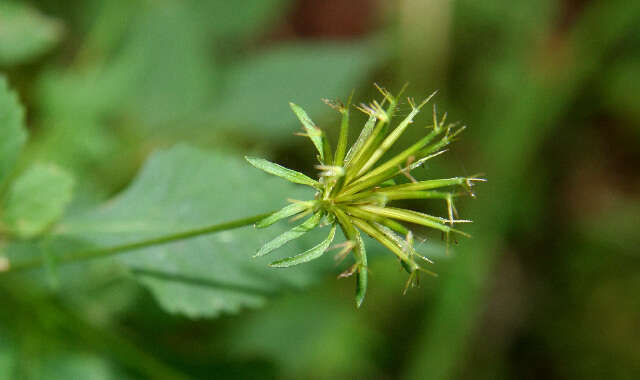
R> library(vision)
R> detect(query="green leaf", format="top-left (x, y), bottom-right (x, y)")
top-left (351, 217), bottom-right (412, 264)
top-left (270, 225), bottom-right (336, 267)
top-left (254, 212), bottom-right (323, 257)
top-left (289, 102), bottom-right (328, 162)
top-left (354, 230), bottom-right (368, 308)
top-left (0, 2), bottom-right (63, 66)
top-left (256, 202), bottom-right (312, 228)
top-left (0, 331), bottom-right (126, 380)
top-left (115, 2), bottom-right (219, 128)
top-left (56, 145), bottom-right (320, 318)
top-left (0, 76), bottom-right (27, 188)
top-left (214, 41), bottom-right (385, 138)
top-left (195, 0), bottom-right (292, 40)
top-left (245, 156), bottom-right (320, 188)
top-left (378, 177), bottom-right (470, 193)
top-left (227, 291), bottom-right (377, 379)
top-left (344, 113), bottom-right (376, 166)
top-left (357, 205), bottom-right (467, 236)
top-left (357, 93), bottom-right (435, 176)
top-left (333, 92), bottom-right (353, 167)
top-left (343, 89), bottom-right (401, 181)
top-left (332, 207), bottom-right (368, 307)
top-left (25, 353), bottom-right (125, 380)
top-left (2, 164), bottom-right (74, 239)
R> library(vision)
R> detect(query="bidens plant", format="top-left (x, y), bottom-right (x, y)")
top-left (246, 85), bottom-right (484, 307)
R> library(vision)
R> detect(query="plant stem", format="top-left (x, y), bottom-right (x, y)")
top-left (4, 212), bottom-right (273, 273)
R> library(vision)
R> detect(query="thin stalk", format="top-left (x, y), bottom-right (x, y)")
top-left (333, 91), bottom-right (353, 167)
top-left (337, 190), bottom-right (452, 203)
top-left (351, 217), bottom-right (412, 264)
top-left (357, 205), bottom-right (469, 235)
top-left (340, 130), bottom-right (442, 196)
top-left (344, 86), bottom-right (404, 184)
top-left (356, 93), bottom-right (435, 178)
top-left (342, 206), bottom-right (409, 235)
top-left (373, 177), bottom-right (469, 194)
top-left (3, 212), bottom-right (273, 273)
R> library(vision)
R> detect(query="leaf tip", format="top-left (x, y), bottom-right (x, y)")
top-left (355, 264), bottom-right (368, 308)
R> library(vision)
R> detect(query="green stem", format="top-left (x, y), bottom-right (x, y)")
top-left (4, 212), bottom-right (273, 273)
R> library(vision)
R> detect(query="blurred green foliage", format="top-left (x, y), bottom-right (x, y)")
top-left (0, 2), bottom-right (62, 66)
top-left (1, 0), bottom-right (639, 379)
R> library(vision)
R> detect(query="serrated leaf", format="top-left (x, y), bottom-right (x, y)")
top-left (2, 164), bottom-right (74, 239)
top-left (0, 2), bottom-right (63, 66)
top-left (0, 76), bottom-right (27, 187)
top-left (55, 145), bottom-right (320, 318)
top-left (255, 212), bottom-right (323, 257)
top-left (270, 225), bottom-right (336, 267)
top-left (245, 156), bottom-right (320, 188)
top-left (256, 202), bottom-right (312, 228)
top-left (289, 102), bottom-right (327, 162)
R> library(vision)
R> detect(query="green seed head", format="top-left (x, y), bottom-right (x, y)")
top-left (246, 84), bottom-right (484, 307)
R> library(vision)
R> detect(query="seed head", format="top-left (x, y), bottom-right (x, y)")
top-left (246, 84), bottom-right (484, 307)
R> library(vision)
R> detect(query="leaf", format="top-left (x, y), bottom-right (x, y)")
top-left (25, 353), bottom-right (125, 380)
top-left (0, 2), bottom-right (63, 66)
top-left (289, 102), bottom-right (327, 162)
top-left (194, 0), bottom-right (291, 40)
top-left (214, 40), bottom-right (385, 138)
top-left (256, 202), bottom-right (312, 228)
top-left (115, 3), bottom-right (219, 128)
top-left (245, 156), bottom-right (320, 188)
top-left (55, 145), bottom-right (320, 318)
top-left (0, 76), bottom-right (27, 188)
top-left (270, 225), bottom-right (337, 267)
top-left (357, 205), bottom-right (467, 236)
top-left (0, 332), bottom-right (125, 380)
top-left (226, 291), bottom-right (377, 379)
top-left (332, 207), bottom-right (368, 307)
top-left (2, 164), bottom-right (74, 239)
top-left (254, 212), bottom-right (323, 257)
top-left (344, 113), bottom-right (376, 165)
top-left (354, 231), bottom-right (368, 308)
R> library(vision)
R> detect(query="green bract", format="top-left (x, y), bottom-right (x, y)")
top-left (246, 85), bottom-right (484, 307)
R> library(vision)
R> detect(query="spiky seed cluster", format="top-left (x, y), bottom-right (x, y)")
top-left (246, 85), bottom-right (484, 307)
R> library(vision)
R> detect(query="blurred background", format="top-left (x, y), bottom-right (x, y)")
top-left (1, 0), bottom-right (639, 379)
